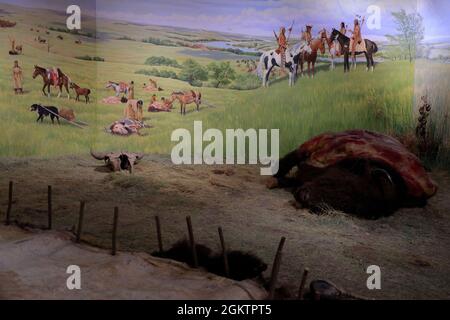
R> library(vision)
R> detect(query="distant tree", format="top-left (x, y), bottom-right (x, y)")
top-left (179, 59), bottom-right (208, 86)
top-left (207, 62), bottom-right (236, 88)
top-left (386, 9), bottom-right (424, 62)
top-left (145, 56), bottom-right (181, 68)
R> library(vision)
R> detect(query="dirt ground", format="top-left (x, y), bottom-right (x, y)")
top-left (1, 155), bottom-right (449, 299)
top-left (0, 225), bottom-right (266, 299)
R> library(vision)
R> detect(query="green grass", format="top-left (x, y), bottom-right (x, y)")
top-left (199, 61), bottom-right (416, 155)
top-left (0, 4), bottom-right (449, 170)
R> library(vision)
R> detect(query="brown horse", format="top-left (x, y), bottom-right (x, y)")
top-left (297, 32), bottom-right (326, 78)
top-left (171, 91), bottom-right (202, 115)
top-left (32, 65), bottom-right (71, 99)
top-left (70, 82), bottom-right (91, 103)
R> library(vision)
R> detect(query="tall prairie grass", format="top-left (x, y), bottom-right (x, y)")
top-left (414, 60), bottom-right (450, 169)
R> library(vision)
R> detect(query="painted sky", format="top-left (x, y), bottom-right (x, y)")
top-left (1, 0), bottom-right (449, 41)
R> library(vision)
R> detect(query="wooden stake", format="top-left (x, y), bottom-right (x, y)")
top-left (297, 267), bottom-right (309, 300)
top-left (47, 185), bottom-right (52, 230)
top-left (112, 207), bottom-right (119, 255)
top-left (155, 215), bottom-right (163, 253)
top-left (76, 201), bottom-right (85, 243)
top-left (218, 227), bottom-right (230, 277)
top-left (186, 216), bottom-right (198, 268)
top-left (5, 181), bottom-right (13, 225)
top-left (268, 236), bottom-right (286, 300)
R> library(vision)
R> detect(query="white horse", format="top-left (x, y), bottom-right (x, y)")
top-left (106, 81), bottom-right (129, 97)
top-left (320, 29), bottom-right (338, 70)
top-left (257, 42), bottom-right (311, 87)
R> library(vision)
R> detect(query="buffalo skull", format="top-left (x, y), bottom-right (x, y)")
top-left (90, 150), bottom-right (144, 173)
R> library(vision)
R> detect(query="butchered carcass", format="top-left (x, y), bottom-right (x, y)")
top-left (267, 130), bottom-right (437, 218)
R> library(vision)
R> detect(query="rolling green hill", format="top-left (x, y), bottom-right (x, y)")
top-left (0, 3), bottom-right (448, 169)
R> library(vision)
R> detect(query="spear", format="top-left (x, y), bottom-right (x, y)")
top-left (287, 20), bottom-right (295, 43)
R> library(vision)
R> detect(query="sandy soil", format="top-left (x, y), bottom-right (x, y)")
top-left (0, 155), bottom-right (449, 299)
top-left (0, 225), bottom-right (266, 299)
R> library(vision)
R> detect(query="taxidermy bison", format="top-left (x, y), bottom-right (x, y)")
top-left (267, 130), bottom-right (438, 219)
top-left (90, 150), bottom-right (144, 173)
top-left (152, 239), bottom-right (267, 281)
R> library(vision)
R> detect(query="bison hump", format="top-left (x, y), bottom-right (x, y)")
top-left (297, 130), bottom-right (438, 199)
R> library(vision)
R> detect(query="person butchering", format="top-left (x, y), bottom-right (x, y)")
top-left (123, 99), bottom-right (144, 122)
top-left (128, 81), bottom-right (135, 100)
top-left (143, 78), bottom-right (163, 92)
top-left (148, 95), bottom-right (173, 112)
top-left (12, 60), bottom-right (23, 94)
top-left (107, 118), bottom-right (148, 136)
top-left (8, 36), bottom-right (22, 55)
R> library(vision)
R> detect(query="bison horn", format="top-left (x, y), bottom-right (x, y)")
top-left (371, 168), bottom-right (396, 200)
top-left (135, 153), bottom-right (145, 161)
top-left (90, 149), bottom-right (107, 160)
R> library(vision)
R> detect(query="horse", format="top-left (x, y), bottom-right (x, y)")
top-left (70, 82), bottom-right (91, 103)
top-left (320, 29), bottom-right (340, 70)
top-left (257, 42), bottom-right (311, 87)
top-left (106, 81), bottom-right (129, 97)
top-left (297, 32), bottom-right (326, 78)
top-left (32, 65), bottom-right (71, 99)
top-left (329, 28), bottom-right (378, 73)
top-left (171, 91), bottom-right (202, 115)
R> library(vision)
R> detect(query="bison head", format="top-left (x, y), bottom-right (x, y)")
top-left (294, 163), bottom-right (401, 219)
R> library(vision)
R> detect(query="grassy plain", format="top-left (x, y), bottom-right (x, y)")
top-left (0, 3), bottom-right (448, 170)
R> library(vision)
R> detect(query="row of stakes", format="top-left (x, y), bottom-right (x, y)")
top-left (3, 180), bottom-right (310, 300)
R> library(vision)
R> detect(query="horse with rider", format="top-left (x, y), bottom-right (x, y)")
top-left (257, 15), bottom-right (378, 86)
top-left (257, 21), bottom-right (312, 87)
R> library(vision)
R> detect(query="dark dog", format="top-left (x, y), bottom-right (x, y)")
top-left (30, 104), bottom-right (60, 124)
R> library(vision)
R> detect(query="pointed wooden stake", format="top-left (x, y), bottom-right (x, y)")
top-left (297, 267), bottom-right (309, 300)
top-left (268, 236), bottom-right (286, 300)
top-left (47, 185), bottom-right (52, 230)
top-left (76, 201), bottom-right (85, 243)
top-left (218, 227), bottom-right (230, 277)
top-left (112, 207), bottom-right (119, 255)
top-left (155, 215), bottom-right (163, 253)
top-left (186, 216), bottom-right (198, 268)
top-left (5, 181), bottom-right (13, 225)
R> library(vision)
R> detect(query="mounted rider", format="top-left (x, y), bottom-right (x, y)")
top-left (301, 25), bottom-right (313, 45)
top-left (46, 67), bottom-right (59, 86)
top-left (274, 26), bottom-right (289, 69)
top-left (335, 22), bottom-right (347, 56)
top-left (300, 24), bottom-right (313, 61)
top-left (350, 15), bottom-right (365, 58)
top-left (340, 22), bottom-right (347, 35)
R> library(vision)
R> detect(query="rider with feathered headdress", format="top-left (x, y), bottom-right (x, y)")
top-left (301, 24), bottom-right (313, 45)
top-left (350, 15), bottom-right (365, 58)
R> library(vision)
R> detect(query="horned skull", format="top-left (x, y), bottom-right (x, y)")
top-left (90, 150), bottom-right (144, 173)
